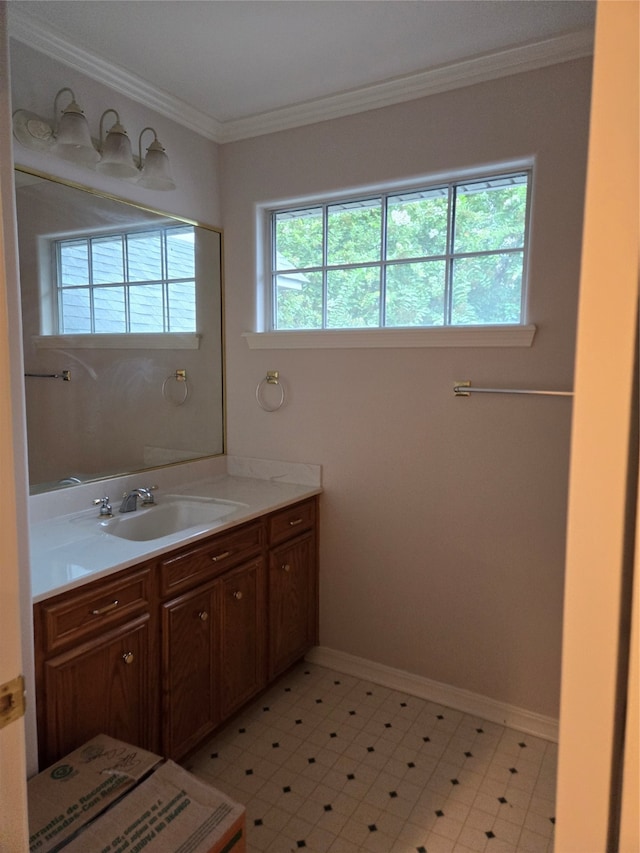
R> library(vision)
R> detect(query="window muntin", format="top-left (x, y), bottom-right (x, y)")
top-left (270, 172), bottom-right (530, 330)
top-left (54, 224), bottom-right (196, 334)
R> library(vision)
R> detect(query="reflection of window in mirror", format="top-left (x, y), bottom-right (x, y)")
top-left (50, 224), bottom-right (196, 335)
top-left (15, 169), bottom-right (225, 493)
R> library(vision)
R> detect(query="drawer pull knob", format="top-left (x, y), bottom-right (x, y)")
top-left (91, 599), bottom-right (119, 616)
top-left (122, 651), bottom-right (134, 665)
top-left (232, 590), bottom-right (243, 600)
top-left (211, 551), bottom-right (231, 563)
top-left (198, 610), bottom-right (209, 622)
top-left (282, 563), bottom-right (291, 572)
top-left (288, 518), bottom-right (303, 527)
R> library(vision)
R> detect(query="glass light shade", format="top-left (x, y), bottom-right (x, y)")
top-left (53, 101), bottom-right (99, 166)
top-left (96, 122), bottom-right (138, 178)
top-left (138, 139), bottom-right (175, 190)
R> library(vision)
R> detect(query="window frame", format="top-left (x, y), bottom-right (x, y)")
top-left (50, 222), bottom-right (198, 337)
top-left (253, 165), bottom-right (536, 349)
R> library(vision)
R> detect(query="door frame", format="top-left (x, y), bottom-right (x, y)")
top-left (555, 1), bottom-right (639, 849)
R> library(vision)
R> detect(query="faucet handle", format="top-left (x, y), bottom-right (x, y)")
top-left (140, 485), bottom-right (158, 505)
top-left (93, 496), bottom-right (113, 517)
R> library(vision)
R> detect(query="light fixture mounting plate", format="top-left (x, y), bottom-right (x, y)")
top-left (12, 110), bottom-right (54, 151)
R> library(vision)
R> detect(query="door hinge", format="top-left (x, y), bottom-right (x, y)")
top-left (0, 675), bottom-right (26, 730)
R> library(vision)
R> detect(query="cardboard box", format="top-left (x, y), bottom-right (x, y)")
top-left (62, 760), bottom-right (246, 853)
top-left (28, 736), bottom-right (162, 853)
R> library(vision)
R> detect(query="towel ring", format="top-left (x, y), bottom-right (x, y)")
top-left (162, 370), bottom-right (189, 406)
top-left (256, 371), bottom-right (285, 412)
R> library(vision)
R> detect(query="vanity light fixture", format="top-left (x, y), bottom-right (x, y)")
top-left (137, 127), bottom-right (175, 191)
top-left (12, 87), bottom-right (99, 166)
top-left (96, 109), bottom-right (138, 178)
top-left (12, 89), bottom-right (176, 190)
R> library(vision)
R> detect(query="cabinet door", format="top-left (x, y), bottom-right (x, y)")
top-left (269, 531), bottom-right (316, 679)
top-left (162, 583), bottom-right (218, 760)
top-left (218, 558), bottom-right (266, 719)
top-left (41, 616), bottom-right (152, 766)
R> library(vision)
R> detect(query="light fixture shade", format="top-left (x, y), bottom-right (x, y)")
top-left (53, 99), bottom-right (99, 166)
top-left (138, 138), bottom-right (175, 190)
top-left (96, 121), bottom-right (138, 178)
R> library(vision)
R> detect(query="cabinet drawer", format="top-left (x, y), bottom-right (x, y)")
top-left (37, 566), bottom-right (153, 655)
top-left (160, 521), bottom-right (265, 597)
top-left (269, 498), bottom-right (317, 546)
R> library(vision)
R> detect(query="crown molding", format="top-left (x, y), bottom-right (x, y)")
top-left (8, 6), bottom-right (593, 145)
top-left (7, 6), bottom-right (223, 141)
top-left (219, 29), bottom-right (594, 142)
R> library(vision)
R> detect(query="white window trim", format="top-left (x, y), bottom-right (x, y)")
top-left (243, 324), bottom-right (536, 350)
top-left (33, 333), bottom-right (201, 350)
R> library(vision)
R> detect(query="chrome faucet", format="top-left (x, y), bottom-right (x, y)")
top-left (93, 496), bottom-right (113, 517)
top-left (119, 486), bottom-right (157, 513)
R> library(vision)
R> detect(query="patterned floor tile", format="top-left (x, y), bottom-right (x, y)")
top-left (185, 662), bottom-right (557, 852)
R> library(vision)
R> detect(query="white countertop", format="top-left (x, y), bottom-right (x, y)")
top-left (30, 457), bottom-right (322, 603)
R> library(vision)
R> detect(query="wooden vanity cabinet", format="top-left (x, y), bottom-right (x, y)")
top-left (159, 521), bottom-right (267, 760)
top-left (33, 563), bottom-right (158, 768)
top-left (41, 618), bottom-right (153, 765)
top-left (34, 497), bottom-right (319, 767)
top-left (161, 581), bottom-right (219, 760)
top-left (217, 557), bottom-right (266, 719)
top-left (268, 499), bottom-right (319, 680)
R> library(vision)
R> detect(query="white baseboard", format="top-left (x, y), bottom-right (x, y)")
top-left (305, 646), bottom-right (558, 743)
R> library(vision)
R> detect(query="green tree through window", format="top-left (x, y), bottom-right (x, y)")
top-left (271, 172), bottom-right (530, 330)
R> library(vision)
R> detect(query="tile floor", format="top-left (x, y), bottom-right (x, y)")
top-left (184, 663), bottom-right (557, 853)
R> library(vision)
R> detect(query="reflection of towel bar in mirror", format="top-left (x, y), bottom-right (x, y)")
top-left (162, 369), bottom-right (189, 406)
top-left (454, 381), bottom-right (573, 397)
top-left (25, 370), bottom-right (71, 381)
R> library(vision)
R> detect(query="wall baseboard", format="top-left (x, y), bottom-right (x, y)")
top-left (305, 646), bottom-right (559, 743)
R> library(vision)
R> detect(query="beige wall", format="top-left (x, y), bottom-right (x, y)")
top-left (8, 36), bottom-right (592, 725)
top-left (221, 58), bottom-right (592, 719)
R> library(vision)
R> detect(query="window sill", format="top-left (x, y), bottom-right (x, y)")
top-left (33, 333), bottom-right (201, 350)
top-left (243, 325), bottom-right (536, 350)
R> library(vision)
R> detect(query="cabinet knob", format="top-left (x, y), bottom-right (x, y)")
top-left (198, 610), bottom-right (209, 622)
top-left (122, 651), bottom-right (134, 665)
top-left (211, 550), bottom-right (231, 563)
top-left (288, 518), bottom-right (303, 527)
top-left (232, 590), bottom-right (243, 600)
top-left (282, 563), bottom-right (291, 572)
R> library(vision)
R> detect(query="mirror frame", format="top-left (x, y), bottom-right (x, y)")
top-left (14, 166), bottom-right (226, 494)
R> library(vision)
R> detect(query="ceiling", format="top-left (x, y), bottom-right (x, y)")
top-left (7, 1), bottom-right (596, 142)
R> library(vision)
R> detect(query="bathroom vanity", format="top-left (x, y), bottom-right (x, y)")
top-left (30, 464), bottom-right (320, 768)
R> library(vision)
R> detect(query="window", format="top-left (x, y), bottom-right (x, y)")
top-left (54, 224), bottom-right (196, 334)
top-left (270, 171), bottom-right (530, 331)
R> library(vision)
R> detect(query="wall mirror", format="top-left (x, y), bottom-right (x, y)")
top-left (15, 167), bottom-right (225, 494)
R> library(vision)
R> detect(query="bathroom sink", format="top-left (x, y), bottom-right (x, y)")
top-left (101, 496), bottom-right (247, 542)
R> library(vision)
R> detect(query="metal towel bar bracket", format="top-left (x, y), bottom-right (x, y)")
top-left (24, 370), bottom-right (71, 381)
top-left (256, 370), bottom-right (285, 411)
top-left (453, 381), bottom-right (573, 398)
